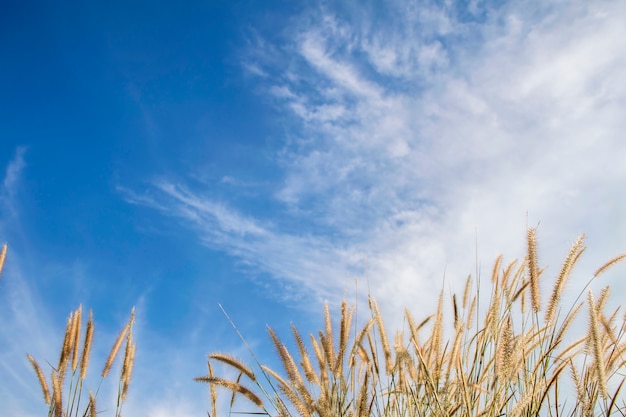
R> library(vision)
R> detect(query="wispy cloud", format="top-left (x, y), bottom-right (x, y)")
top-left (0, 148), bottom-right (53, 416)
top-left (128, 0), bottom-right (626, 322)
top-left (1, 146), bottom-right (27, 219)
top-left (121, 181), bottom-right (362, 304)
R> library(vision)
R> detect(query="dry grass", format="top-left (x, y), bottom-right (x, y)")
top-left (27, 306), bottom-right (135, 417)
top-left (18, 227), bottom-right (626, 416)
top-left (197, 228), bottom-right (626, 416)
top-left (0, 243), bottom-right (7, 278)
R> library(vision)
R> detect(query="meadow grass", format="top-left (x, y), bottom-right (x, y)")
top-left (16, 228), bottom-right (626, 416)
top-left (1, 243), bottom-right (135, 417)
top-left (196, 228), bottom-right (626, 417)
top-left (26, 305), bottom-right (136, 417)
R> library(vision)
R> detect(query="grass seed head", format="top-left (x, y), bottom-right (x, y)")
top-left (196, 376), bottom-right (264, 408)
top-left (0, 243), bottom-right (7, 277)
top-left (80, 310), bottom-right (94, 380)
top-left (102, 313), bottom-right (132, 378)
top-left (27, 354), bottom-right (50, 405)
top-left (587, 289), bottom-right (609, 399)
top-left (594, 253), bottom-right (626, 278)
top-left (546, 234), bottom-right (585, 324)
top-left (71, 305), bottom-right (82, 372)
top-left (209, 353), bottom-right (256, 382)
top-left (527, 227), bottom-right (541, 313)
top-left (89, 391), bottom-right (97, 417)
top-left (51, 371), bottom-right (63, 417)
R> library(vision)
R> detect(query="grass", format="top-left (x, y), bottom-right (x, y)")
top-left (10, 227), bottom-right (626, 416)
top-left (195, 228), bottom-right (626, 417)
top-left (26, 305), bottom-right (136, 417)
top-left (1, 242), bottom-right (136, 417)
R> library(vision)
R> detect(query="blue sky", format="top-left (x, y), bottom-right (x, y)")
top-left (1, 0), bottom-right (626, 415)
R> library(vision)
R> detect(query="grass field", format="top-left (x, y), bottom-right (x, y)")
top-left (13, 227), bottom-right (626, 416)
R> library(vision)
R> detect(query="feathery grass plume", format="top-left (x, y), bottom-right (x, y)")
top-left (88, 391), bottom-right (97, 417)
top-left (195, 376), bottom-right (264, 408)
top-left (594, 252), bottom-right (626, 277)
top-left (502, 259), bottom-right (520, 297)
top-left (356, 367), bottom-right (370, 417)
top-left (370, 296), bottom-right (392, 374)
top-left (71, 305), bottom-right (82, 372)
top-left (58, 310), bottom-right (76, 384)
top-left (112, 309), bottom-right (135, 417)
top-left (497, 315), bottom-right (514, 380)
top-left (601, 307), bottom-right (621, 349)
top-left (260, 365), bottom-right (309, 411)
top-left (310, 334), bottom-right (329, 385)
top-left (265, 368), bottom-right (310, 417)
top-left (546, 234), bottom-right (585, 324)
top-left (51, 371), bottom-right (63, 417)
top-left (120, 335), bottom-right (136, 402)
top-left (487, 275), bottom-right (501, 341)
top-left (335, 300), bottom-right (353, 376)
top-left (393, 332), bottom-right (411, 390)
top-left (351, 318), bottom-right (374, 366)
top-left (209, 353), bottom-right (256, 381)
top-left (491, 254), bottom-right (503, 284)
top-left (291, 324), bottom-right (319, 385)
top-left (0, 243), bottom-right (7, 277)
top-left (430, 290), bottom-right (444, 370)
top-left (27, 354), bottom-right (50, 404)
top-left (462, 275), bottom-right (472, 309)
top-left (102, 320), bottom-right (130, 378)
top-left (596, 285), bottom-right (610, 315)
top-left (79, 310), bottom-right (94, 380)
top-left (268, 327), bottom-right (303, 387)
top-left (587, 289), bottom-right (608, 399)
top-left (466, 295), bottom-right (477, 330)
top-left (527, 227), bottom-right (541, 313)
top-left (404, 309), bottom-right (431, 347)
top-left (323, 303), bottom-right (336, 370)
top-left (365, 332), bottom-right (380, 383)
top-left (355, 345), bottom-right (370, 380)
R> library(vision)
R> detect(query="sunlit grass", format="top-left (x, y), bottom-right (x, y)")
top-left (18, 227), bottom-right (626, 416)
top-left (196, 228), bottom-right (626, 416)
top-left (26, 305), bottom-right (136, 417)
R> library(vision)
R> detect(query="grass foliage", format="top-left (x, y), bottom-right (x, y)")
top-left (27, 305), bottom-right (136, 417)
top-left (9, 226), bottom-right (626, 416)
top-left (196, 228), bottom-right (626, 417)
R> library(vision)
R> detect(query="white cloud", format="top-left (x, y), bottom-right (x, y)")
top-left (1, 146), bottom-right (27, 218)
top-left (132, 0), bottom-right (626, 327)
